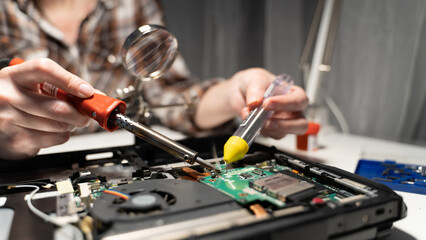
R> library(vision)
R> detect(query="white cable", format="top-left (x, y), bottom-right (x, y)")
top-left (16, 185), bottom-right (84, 239)
top-left (323, 93), bottom-right (350, 134)
top-left (14, 185), bottom-right (66, 227)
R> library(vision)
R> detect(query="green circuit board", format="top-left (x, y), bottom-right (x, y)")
top-left (200, 165), bottom-right (290, 207)
top-left (199, 161), bottom-right (347, 207)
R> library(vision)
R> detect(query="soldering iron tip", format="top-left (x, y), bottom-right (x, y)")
top-left (196, 157), bottom-right (221, 174)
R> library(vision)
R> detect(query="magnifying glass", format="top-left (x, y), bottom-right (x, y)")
top-left (121, 25), bottom-right (178, 81)
top-left (117, 25), bottom-right (219, 171)
top-left (118, 25), bottom-right (185, 121)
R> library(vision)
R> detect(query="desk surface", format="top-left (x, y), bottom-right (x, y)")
top-left (40, 128), bottom-right (426, 240)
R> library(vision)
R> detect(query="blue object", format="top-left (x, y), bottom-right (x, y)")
top-left (355, 159), bottom-right (426, 195)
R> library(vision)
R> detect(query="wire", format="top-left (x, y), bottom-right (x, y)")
top-left (103, 189), bottom-right (130, 200)
top-left (323, 92), bottom-right (350, 134)
top-left (14, 185), bottom-right (67, 226)
top-left (13, 185), bottom-right (84, 239)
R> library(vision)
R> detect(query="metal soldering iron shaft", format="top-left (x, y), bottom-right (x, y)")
top-left (113, 113), bottom-right (196, 162)
top-left (112, 113), bottom-right (217, 171)
top-left (195, 157), bottom-right (221, 173)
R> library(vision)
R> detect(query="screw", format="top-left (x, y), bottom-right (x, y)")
top-left (362, 214), bottom-right (369, 223)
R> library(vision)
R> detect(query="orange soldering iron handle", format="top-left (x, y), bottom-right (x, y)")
top-left (0, 57), bottom-right (25, 69)
top-left (9, 58), bottom-right (25, 66)
top-left (6, 58), bottom-right (126, 132)
top-left (55, 89), bottom-right (126, 132)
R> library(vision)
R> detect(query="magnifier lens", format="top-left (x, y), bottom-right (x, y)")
top-left (122, 25), bottom-right (178, 80)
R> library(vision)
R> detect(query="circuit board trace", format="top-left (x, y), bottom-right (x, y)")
top-left (200, 165), bottom-right (288, 207)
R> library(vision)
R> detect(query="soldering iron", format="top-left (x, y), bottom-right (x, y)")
top-left (3, 58), bottom-right (217, 172)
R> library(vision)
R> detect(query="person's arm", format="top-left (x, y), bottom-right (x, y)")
top-left (0, 58), bottom-right (94, 160)
top-left (195, 68), bottom-right (308, 139)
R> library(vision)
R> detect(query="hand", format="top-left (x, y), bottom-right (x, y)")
top-left (227, 68), bottom-right (308, 139)
top-left (231, 68), bottom-right (308, 139)
top-left (0, 58), bottom-right (94, 160)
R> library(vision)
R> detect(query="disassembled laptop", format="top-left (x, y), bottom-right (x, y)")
top-left (0, 136), bottom-right (406, 240)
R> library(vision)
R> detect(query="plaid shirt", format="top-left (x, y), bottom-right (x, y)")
top-left (0, 0), bottom-right (221, 134)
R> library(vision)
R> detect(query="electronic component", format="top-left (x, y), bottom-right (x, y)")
top-left (249, 173), bottom-right (315, 202)
top-left (78, 183), bottom-right (91, 198)
top-left (286, 188), bottom-right (319, 202)
top-left (89, 180), bottom-right (102, 191)
top-left (56, 193), bottom-right (77, 216)
top-left (252, 168), bottom-right (265, 176)
top-left (91, 179), bottom-right (242, 237)
top-left (78, 181), bottom-right (94, 210)
top-left (201, 166), bottom-right (287, 207)
top-left (239, 172), bottom-right (253, 180)
top-left (55, 179), bottom-right (74, 194)
top-left (182, 167), bottom-right (209, 180)
top-left (249, 203), bottom-right (268, 218)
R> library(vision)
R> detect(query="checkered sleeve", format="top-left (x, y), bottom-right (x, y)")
top-left (0, 0), bottom-right (47, 60)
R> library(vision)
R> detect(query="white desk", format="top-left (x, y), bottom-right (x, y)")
top-left (40, 128), bottom-right (426, 240)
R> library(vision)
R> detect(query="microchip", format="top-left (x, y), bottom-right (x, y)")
top-left (249, 173), bottom-right (315, 202)
top-left (252, 168), bottom-right (265, 176)
top-left (239, 173), bottom-right (253, 180)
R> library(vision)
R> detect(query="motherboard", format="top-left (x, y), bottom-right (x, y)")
top-left (0, 136), bottom-right (405, 240)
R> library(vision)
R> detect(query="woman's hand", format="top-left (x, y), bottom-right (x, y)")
top-left (0, 58), bottom-right (94, 160)
top-left (195, 68), bottom-right (308, 139)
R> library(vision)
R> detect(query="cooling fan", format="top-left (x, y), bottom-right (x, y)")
top-left (91, 179), bottom-right (242, 236)
top-left (114, 190), bottom-right (176, 215)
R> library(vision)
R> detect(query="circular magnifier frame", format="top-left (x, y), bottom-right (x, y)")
top-left (121, 25), bottom-right (178, 81)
